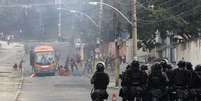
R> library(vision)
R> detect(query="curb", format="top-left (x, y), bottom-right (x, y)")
top-left (14, 70), bottom-right (24, 101)
top-left (14, 61), bottom-right (25, 101)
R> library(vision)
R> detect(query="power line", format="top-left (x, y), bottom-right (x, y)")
top-left (162, 0), bottom-right (191, 11)
top-left (132, 0), bottom-right (175, 7)
top-left (137, 0), bottom-right (191, 12)
top-left (153, 0), bottom-right (176, 6)
top-left (138, 5), bottom-right (201, 24)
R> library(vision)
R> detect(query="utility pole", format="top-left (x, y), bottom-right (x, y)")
top-left (94, 0), bottom-right (103, 71)
top-left (132, 0), bottom-right (137, 59)
top-left (39, 10), bottom-right (43, 39)
top-left (58, 8), bottom-right (61, 38)
top-left (99, 0), bottom-right (103, 36)
top-left (56, 0), bottom-right (62, 40)
top-left (113, 0), bottom-right (120, 87)
top-left (115, 39), bottom-right (120, 87)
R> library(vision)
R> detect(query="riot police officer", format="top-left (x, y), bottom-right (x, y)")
top-left (140, 65), bottom-right (148, 79)
top-left (194, 65), bottom-right (201, 100)
top-left (147, 63), bottom-right (168, 101)
top-left (119, 65), bottom-right (131, 101)
top-left (172, 60), bottom-right (189, 101)
top-left (90, 62), bottom-right (110, 101)
top-left (127, 60), bottom-right (147, 101)
top-left (186, 62), bottom-right (198, 100)
top-left (164, 64), bottom-right (174, 101)
top-left (160, 59), bottom-right (168, 72)
top-left (172, 61), bottom-right (189, 88)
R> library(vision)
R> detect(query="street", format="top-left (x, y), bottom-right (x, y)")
top-left (0, 41), bottom-right (120, 101)
top-left (18, 76), bottom-right (91, 101)
top-left (0, 42), bottom-right (24, 101)
top-left (1, 0), bottom-right (200, 101)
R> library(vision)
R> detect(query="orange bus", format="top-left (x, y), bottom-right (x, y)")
top-left (30, 45), bottom-right (58, 75)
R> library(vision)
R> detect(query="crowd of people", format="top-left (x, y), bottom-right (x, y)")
top-left (90, 62), bottom-right (110, 101)
top-left (0, 33), bottom-right (15, 45)
top-left (90, 59), bottom-right (201, 101)
top-left (119, 59), bottom-right (201, 101)
top-left (63, 56), bottom-right (80, 72)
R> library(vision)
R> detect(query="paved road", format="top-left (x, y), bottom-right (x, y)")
top-left (18, 76), bottom-right (91, 101)
top-left (12, 42), bottom-right (121, 101)
top-left (19, 59), bottom-right (120, 101)
top-left (0, 42), bottom-right (24, 101)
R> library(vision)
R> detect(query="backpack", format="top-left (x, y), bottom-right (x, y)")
top-left (150, 74), bottom-right (161, 85)
top-left (174, 69), bottom-right (187, 87)
top-left (149, 73), bottom-right (166, 89)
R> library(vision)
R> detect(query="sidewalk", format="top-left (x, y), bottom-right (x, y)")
top-left (0, 66), bottom-right (22, 101)
top-left (0, 40), bottom-right (25, 101)
top-left (0, 41), bottom-right (24, 49)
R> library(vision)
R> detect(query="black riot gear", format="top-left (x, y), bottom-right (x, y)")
top-left (194, 65), bottom-right (201, 100)
top-left (149, 63), bottom-right (167, 88)
top-left (90, 62), bottom-right (109, 101)
top-left (119, 65), bottom-right (131, 101)
top-left (160, 59), bottom-right (168, 68)
top-left (173, 61), bottom-right (189, 88)
top-left (131, 60), bottom-right (140, 71)
top-left (186, 62), bottom-right (193, 70)
top-left (173, 67), bottom-right (188, 88)
top-left (172, 60), bottom-right (188, 87)
top-left (177, 61), bottom-right (186, 68)
top-left (119, 61), bottom-right (147, 101)
top-left (172, 60), bottom-right (189, 100)
top-left (151, 63), bottom-right (162, 73)
top-left (185, 62), bottom-right (199, 100)
top-left (130, 61), bottom-right (146, 87)
top-left (91, 62), bottom-right (109, 89)
top-left (96, 62), bottom-right (105, 72)
top-left (130, 60), bottom-right (147, 100)
top-left (195, 65), bottom-right (201, 72)
top-left (148, 63), bottom-right (168, 101)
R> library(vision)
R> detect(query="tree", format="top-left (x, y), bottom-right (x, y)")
top-left (138, 0), bottom-right (201, 40)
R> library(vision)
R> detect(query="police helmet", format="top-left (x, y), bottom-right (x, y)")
top-left (96, 61), bottom-right (105, 72)
top-left (131, 60), bottom-right (139, 67)
top-left (186, 62), bottom-right (193, 70)
top-left (195, 65), bottom-right (201, 71)
top-left (177, 60), bottom-right (186, 68)
top-left (131, 60), bottom-right (140, 70)
top-left (161, 59), bottom-right (168, 64)
top-left (166, 64), bottom-right (173, 69)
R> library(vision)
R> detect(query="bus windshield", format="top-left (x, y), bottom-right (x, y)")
top-left (35, 52), bottom-right (55, 65)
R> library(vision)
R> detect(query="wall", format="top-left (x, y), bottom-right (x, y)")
top-left (176, 39), bottom-right (201, 66)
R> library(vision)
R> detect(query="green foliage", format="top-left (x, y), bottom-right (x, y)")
top-left (138, 0), bottom-right (201, 40)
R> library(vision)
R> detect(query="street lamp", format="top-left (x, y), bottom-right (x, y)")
top-left (89, 1), bottom-right (134, 87)
top-left (57, 8), bottom-right (99, 28)
top-left (89, 1), bottom-right (138, 60)
top-left (57, 8), bottom-right (99, 64)
top-left (89, 2), bottom-right (133, 25)
top-left (69, 10), bottom-right (76, 13)
top-left (88, 2), bottom-right (98, 5)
